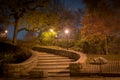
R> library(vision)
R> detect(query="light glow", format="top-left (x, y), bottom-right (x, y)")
top-left (5, 30), bottom-right (8, 33)
top-left (65, 29), bottom-right (69, 34)
top-left (50, 29), bottom-right (53, 32)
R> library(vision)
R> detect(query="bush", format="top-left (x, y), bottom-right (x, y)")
top-left (75, 38), bottom-right (106, 54)
top-left (75, 39), bottom-right (90, 53)
top-left (0, 41), bottom-right (31, 75)
top-left (56, 40), bottom-right (75, 49)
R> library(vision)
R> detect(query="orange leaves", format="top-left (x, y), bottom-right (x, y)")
top-left (81, 10), bottom-right (111, 41)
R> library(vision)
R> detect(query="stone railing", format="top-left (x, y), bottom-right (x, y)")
top-left (3, 50), bottom-right (38, 78)
top-left (33, 47), bottom-right (79, 60)
top-left (33, 47), bottom-right (87, 76)
top-left (68, 50), bottom-right (87, 76)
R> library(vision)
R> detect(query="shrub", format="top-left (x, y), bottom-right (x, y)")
top-left (75, 38), bottom-right (105, 54)
top-left (56, 40), bottom-right (75, 49)
top-left (0, 41), bottom-right (31, 75)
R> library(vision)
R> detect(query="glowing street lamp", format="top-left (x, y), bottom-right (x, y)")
top-left (5, 30), bottom-right (8, 38)
top-left (64, 29), bottom-right (69, 50)
top-left (5, 30), bottom-right (8, 34)
top-left (50, 29), bottom-right (54, 32)
top-left (65, 29), bottom-right (69, 34)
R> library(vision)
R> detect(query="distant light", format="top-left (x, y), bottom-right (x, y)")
top-left (50, 29), bottom-right (54, 32)
top-left (65, 29), bottom-right (69, 34)
top-left (55, 35), bottom-right (59, 38)
top-left (5, 30), bottom-right (8, 33)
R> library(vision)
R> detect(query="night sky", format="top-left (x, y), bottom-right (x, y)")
top-left (7, 0), bottom-right (85, 40)
top-left (64, 0), bottom-right (85, 11)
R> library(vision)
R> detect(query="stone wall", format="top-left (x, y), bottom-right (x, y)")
top-left (33, 47), bottom-right (80, 60)
top-left (68, 50), bottom-right (87, 76)
top-left (3, 50), bottom-right (38, 78)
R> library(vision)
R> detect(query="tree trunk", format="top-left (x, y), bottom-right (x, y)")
top-left (13, 18), bottom-right (18, 44)
top-left (105, 34), bottom-right (108, 55)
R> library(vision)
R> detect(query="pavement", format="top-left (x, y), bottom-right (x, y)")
top-left (1, 77), bottom-right (120, 80)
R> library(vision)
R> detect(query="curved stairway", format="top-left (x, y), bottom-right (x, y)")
top-left (22, 51), bottom-right (75, 77)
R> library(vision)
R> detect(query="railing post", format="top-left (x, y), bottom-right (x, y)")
top-left (69, 62), bottom-right (82, 76)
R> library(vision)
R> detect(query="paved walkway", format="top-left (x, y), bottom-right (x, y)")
top-left (1, 77), bottom-right (120, 80)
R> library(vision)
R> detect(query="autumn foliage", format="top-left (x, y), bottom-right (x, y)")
top-left (79, 0), bottom-right (120, 54)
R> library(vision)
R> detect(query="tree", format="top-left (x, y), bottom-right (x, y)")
top-left (81, 0), bottom-right (120, 54)
top-left (16, 0), bottom-right (83, 45)
top-left (22, 0), bottom-right (77, 42)
top-left (49, 0), bottom-right (76, 32)
top-left (40, 30), bottom-right (57, 45)
top-left (23, 31), bottom-right (36, 41)
top-left (0, 0), bottom-right (51, 44)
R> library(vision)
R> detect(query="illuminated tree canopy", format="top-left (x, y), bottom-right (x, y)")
top-left (0, 0), bottom-right (51, 44)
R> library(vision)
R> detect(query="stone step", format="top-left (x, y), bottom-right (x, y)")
top-left (38, 55), bottom-right (59, 57)
top-left (21, 71), bottom-right (70, 78)
top-left (37, 52), bottom-right (52, 54)
top-left (20, 73), bottom-right (30, 78)
top-left (32, 69), bottom-right (70, 73)
top-left (37, 62), bottom-right (70, 66)
top-left (28, 52), bottom-right (73, 77)
top-left (37, 53), bottom-right (60, 56)
top-left (48, 73), bottom-right (70, 77)
top-left (37, 53), bottom-right (69, 58)
top-left (38, 55), bottom-right (69, 58)
top-left (34, 65), bottom-right (69, 69)
top-left (37, 54), bottom-right (68, 57)
top-left (38, 57), bottom-right (69, 60)
top-left (38, 59), bottom-right (74, 62)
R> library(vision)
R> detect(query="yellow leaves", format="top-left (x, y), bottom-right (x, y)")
top-left (41, 30), bottom-right (57, 42)
top-left (19, 10), bottom-right (52, 31)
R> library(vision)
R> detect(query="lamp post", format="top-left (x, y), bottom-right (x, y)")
top-left (5, 30), bottom-right (8, 34)
top-left (50, 29), bottom-right (54, 45)
top-left (5, 30), bottom-right (8, 38)
top-left (65, 29), bottom-right (69, 50)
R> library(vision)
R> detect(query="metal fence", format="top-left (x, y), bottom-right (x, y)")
top-left (83, 60), bottom-right (120, 73)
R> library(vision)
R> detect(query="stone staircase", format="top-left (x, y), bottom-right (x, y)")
top-left (22, 52), bottom-right (75, 77)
